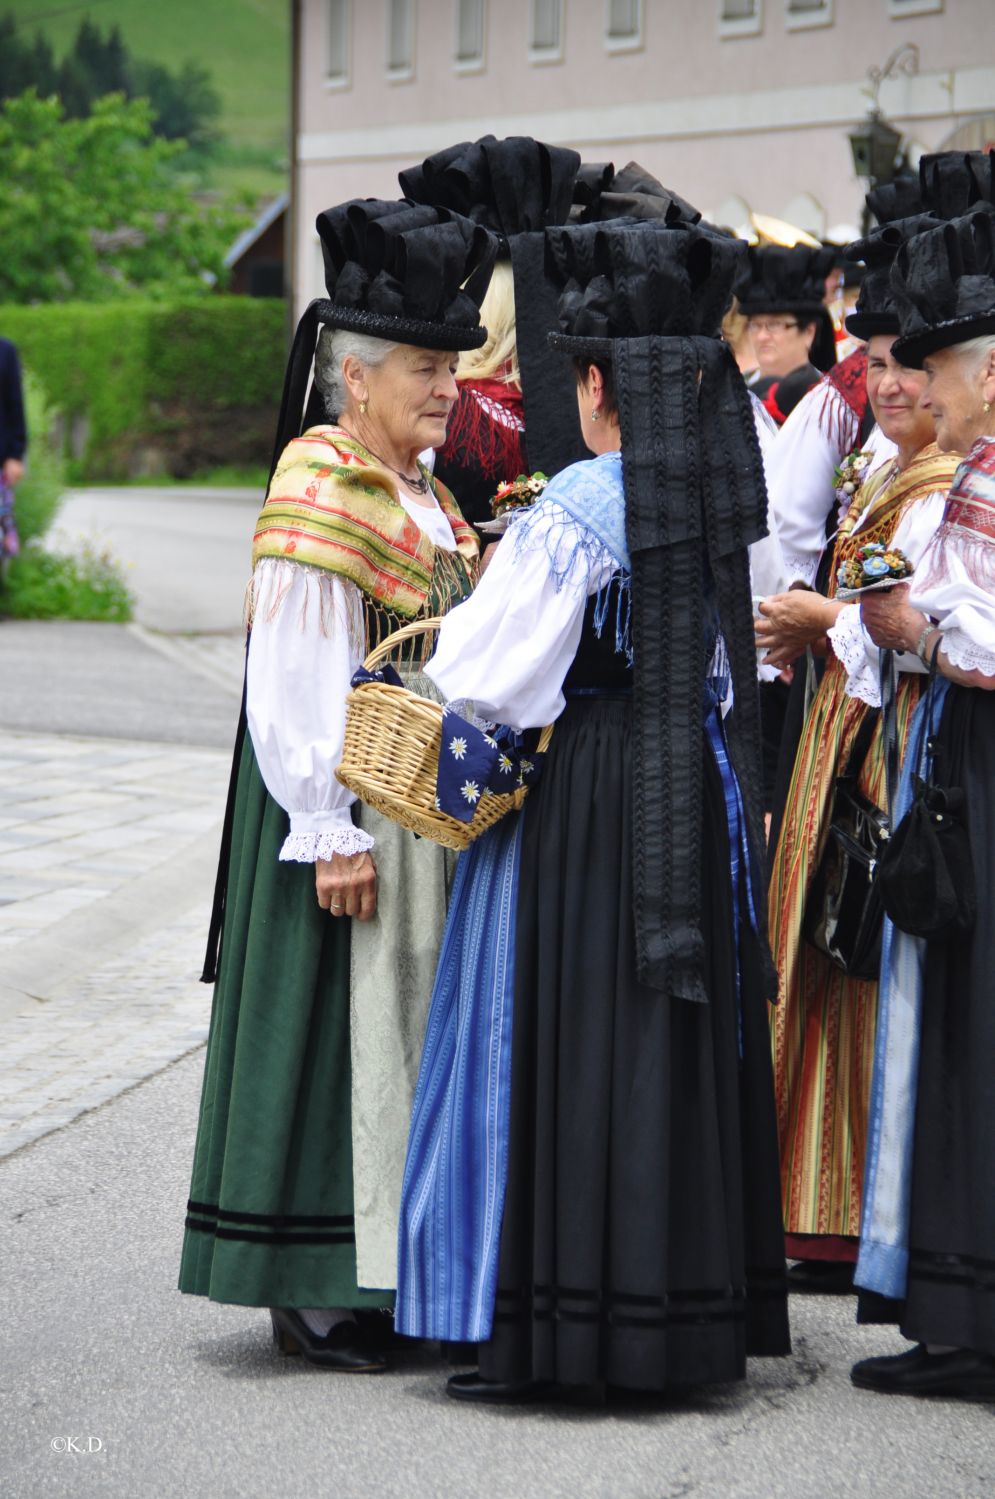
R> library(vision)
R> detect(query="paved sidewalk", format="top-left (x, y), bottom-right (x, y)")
top-left (0, 729), bottom-right (227, 1156)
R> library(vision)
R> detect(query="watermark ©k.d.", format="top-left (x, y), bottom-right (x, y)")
top-left (51, 1437), bottom-right (103, 1454)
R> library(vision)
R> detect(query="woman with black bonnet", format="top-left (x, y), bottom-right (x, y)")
top-left (400, 135), bottom-right (584, 527)
top-left (179, 199), bottom-right (495, 1371)
top-left (394, 212), bottom-right (790, 1400)
top-left (736, 243), bottom-right (838, 425)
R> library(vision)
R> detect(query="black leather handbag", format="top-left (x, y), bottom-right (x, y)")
top-left (876, 645), bottom-right (976, 940)
top-left (803, 709), bottom-right (889, 980)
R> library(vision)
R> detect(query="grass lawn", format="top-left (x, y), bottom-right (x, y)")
top-left (3, 0), bottom-right (289, 198)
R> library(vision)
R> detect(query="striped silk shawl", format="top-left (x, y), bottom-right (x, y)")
top-left (252, 427), bottom-right (479, 619)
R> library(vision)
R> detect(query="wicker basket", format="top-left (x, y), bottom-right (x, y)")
top-left (336, 616), bottom-right (553, 851)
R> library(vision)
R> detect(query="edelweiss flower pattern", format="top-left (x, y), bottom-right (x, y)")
top-left (435, 709), bottom-right (547, 822)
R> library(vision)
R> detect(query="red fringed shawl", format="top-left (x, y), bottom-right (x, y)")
top-left (436, 379), bottom-right (526, 481)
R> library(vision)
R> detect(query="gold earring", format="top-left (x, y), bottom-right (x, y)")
top-left (359, 400), bottom-right (367, 416)
top-left (985, 400), bottom-right (992, 415)
top-left (591, 408), bottom-right (600, 422)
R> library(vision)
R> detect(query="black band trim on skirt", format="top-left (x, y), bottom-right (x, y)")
top-left (909, 1250), bottom-right (995, 1291)
top-left (186, 1199), bottom-right (355, 1229)
top-left (492, 1281), bottom-right (751, 1329)
top-left (184, 1217), bottom-right (356, 1247)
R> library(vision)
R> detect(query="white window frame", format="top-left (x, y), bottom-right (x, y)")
top-left (887, 0), bottom-right (942, 15)
top-left (453, 0), bottom-right (486, 74)
top-left (528, 0), bottom-right (564, 65)
top-left (718, 0), bottom-right (763, 41)
top-left (784, 0), bottom-right (834, 32)
top-left (386, 0), bottom-right (416, 83)
top-left (604, 0), bottom-right (644, 54)
top-left (324, 0), bottom-right (351, 91)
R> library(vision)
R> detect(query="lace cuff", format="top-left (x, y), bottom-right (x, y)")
top-left (828, 605), bottom-right (880, 706)
top-left (279, 825), bottom-right (375, 863)
top-left (938, 631), bottom-right (995, 679)
top-left (780, 547), bottom-right (820, 589)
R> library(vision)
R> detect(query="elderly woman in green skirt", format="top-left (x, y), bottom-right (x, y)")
top-left (178, 199), bottom-right (495, 1370)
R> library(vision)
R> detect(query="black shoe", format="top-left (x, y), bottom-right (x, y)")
top-left (446, 1370), bottom-right (551, 1404)
top-left (851, 1344), bottom-right (995, 1403)
top-left (354, 1308), bottom-right (411, 1351)
top-left (270, 1309), bottom-right (387, 1372)
top-left (786, 1259), bottom-right (856, 1295)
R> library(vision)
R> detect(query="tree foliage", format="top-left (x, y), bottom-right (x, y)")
top-left (0, 92), bottom-right (248, 303)
top-left (0, 11), bottom-right (221, 150)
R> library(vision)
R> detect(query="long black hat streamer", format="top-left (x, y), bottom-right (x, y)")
top-left (614, 332), bottom-right (774, 1001)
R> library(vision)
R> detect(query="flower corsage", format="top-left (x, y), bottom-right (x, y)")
top-left (836, 541), bottom-right (914, 598)
top-left (834, 449), bottom-right (875, 533)
top-left (477, 471), bottom-right (549, 535)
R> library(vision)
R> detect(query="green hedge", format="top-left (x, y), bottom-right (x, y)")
top-left (0, 297), bottom-right (287, 480)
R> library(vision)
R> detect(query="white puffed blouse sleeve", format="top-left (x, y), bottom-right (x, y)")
top-left (426, 499), bottom-right (619, 730)
top-left (246, 557), bottom-right (374, 862)
top-left (829, 488), bottom-right (949, 706)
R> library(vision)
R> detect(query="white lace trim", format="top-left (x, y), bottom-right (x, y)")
top-left (937, 631), bottom-right (995, 679)
top-left (828, 605), bottom-right (880, 706)
top-left (278, 826), bottom-right (375, 863)
top-left (780, 547), bottom-right (820, 588)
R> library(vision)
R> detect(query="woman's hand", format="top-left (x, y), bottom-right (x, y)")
top-left (859, 585), bottom-right (925, 653)
top-left (478, 541), bottom-right (501, 577)
top-left (755, 590), bottom-right (841, 671)
top-left (316, 851), bottom-right (378, 921)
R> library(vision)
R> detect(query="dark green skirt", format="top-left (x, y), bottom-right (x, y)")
top-left (178, 736), bottom-right (390, 1309)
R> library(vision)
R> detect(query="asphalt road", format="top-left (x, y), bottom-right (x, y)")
top-left (5, 1052), bottom-right (993, 1499)
top-left (53, 486), bottom-right (260, 633)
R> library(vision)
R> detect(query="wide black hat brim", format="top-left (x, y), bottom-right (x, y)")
top-left (736, 298), bottom-right (827, 320)
top-left (844, 311), bottom-right (899, 340)
top-left (547, 329), bottom-right (615, 357)
top-left (892, 310), bottom-right (995, 369)
top-left (319, 300), bottom-right (487, 351)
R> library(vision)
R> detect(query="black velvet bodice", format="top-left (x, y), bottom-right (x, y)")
top-left (562, 578), bottom-right (633, 693)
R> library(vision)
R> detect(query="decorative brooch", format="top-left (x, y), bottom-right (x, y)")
top-left (837, 541), bottom-right (914, 596)
top-left (833, 449), bottom-right (875, 534)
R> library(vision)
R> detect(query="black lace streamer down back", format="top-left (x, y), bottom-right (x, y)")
top-left (614, 334), bottom-right (774, 1002)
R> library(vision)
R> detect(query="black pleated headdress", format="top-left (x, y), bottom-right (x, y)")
top-left (844, 213), bottom-right (943, 340)
top-left (570, 160), bottom-right (702, 228)
top-left (866, 176), bottom-right (925, 227)
top-left (918, 149), bottom-right (995, 220)
top-left (892, 209), bottom-right (995, 368)
top-left (399, 136), bottom-right (584, 476)
top-left (267, 199), bottom-right (497, 481)
top-left (547, 218), bottom-right (774, 1002)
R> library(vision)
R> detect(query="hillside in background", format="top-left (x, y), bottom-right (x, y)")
top-left (3, 0), bottom-right (289, 199)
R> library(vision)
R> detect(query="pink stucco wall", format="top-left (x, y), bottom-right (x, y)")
top-left (294, 0), bottom-right (994, 311)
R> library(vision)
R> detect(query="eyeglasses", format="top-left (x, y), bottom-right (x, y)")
top-left (746, 317), bottom-right (801, 335)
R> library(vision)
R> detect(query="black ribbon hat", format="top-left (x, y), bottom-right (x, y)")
top-left (268, 198), bottom-right (498, 478)
top-left (734, 243), bottom-right (838, 370)
top-left (843, 212), bottom-right (943, 341)
top-left (892, 209), bottom-right (995, 368)
top-left (918, 149), bottom-right (995, 221)
top-left (866, 176), bottom-right (925, 228)
top-left (546, 216), bottom-right (773, 1002)
top-left (399, 136), bottom-right (584, 476)
top-left (570, 160), bottom-right (702, 228)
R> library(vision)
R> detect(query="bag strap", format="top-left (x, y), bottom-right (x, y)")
top-left (879, 650), bottom-right (901, 820)
top-left (920, 638), bottom-right (943, 790)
